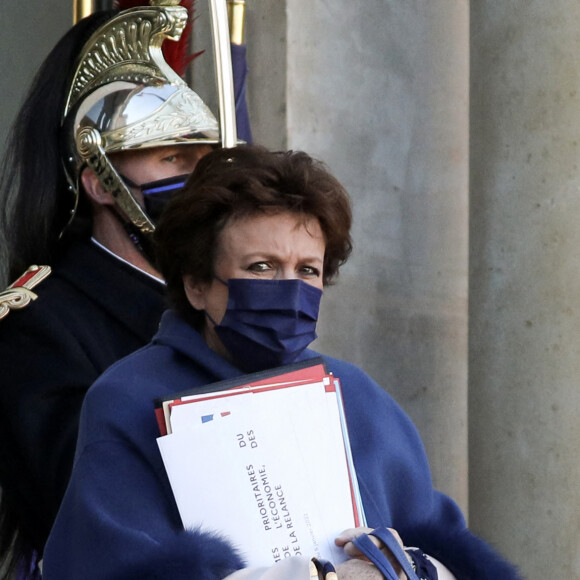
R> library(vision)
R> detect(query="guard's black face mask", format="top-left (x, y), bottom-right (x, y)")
top-left (120, 173), bottom-right (190, 222)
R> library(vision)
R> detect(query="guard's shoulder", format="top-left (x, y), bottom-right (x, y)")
top-left (0, 265), bottom-right (52, 320)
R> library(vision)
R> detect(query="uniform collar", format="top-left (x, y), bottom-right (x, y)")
top-left (56, 242), bottom-right (166, 344)
top-left (89, 238), bottom-right (165, 285)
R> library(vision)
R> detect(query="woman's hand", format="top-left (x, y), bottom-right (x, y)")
top-left (335, 558), bottom-right (387, 579)
top-left (335, 527), bottom-right (407, 580)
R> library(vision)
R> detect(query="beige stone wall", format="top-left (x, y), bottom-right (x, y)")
top-left (470, 2), bottom-right (580, 577)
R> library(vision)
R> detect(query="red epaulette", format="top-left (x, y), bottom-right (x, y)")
top-left (0, 265), bottom-right (52, 320)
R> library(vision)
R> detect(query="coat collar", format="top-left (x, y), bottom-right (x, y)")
top-left (152, 309), bottom-right (321, 382)
top-left (153, 310), bottom-right (243, 382)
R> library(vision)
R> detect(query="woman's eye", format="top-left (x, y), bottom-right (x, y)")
top-left (162, 154), bottom-right (178, 163)
top-left (247, 262), bottom-right (271, 272)
top-left (300, 265), bottom-right (321, 277)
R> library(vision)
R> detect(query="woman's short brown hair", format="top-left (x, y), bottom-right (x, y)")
top-left (154, 145), bottom-right (353, 324)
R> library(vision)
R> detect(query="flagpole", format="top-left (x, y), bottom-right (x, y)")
top-left (209, 0), bottom-right (237, 148)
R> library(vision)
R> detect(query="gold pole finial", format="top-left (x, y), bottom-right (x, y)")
top-left (73, 0), bottom-right (94, 24)
top-left (227, 0), bottom-right (246, 45)
top-left (73, 0), bottom-right (117, 25)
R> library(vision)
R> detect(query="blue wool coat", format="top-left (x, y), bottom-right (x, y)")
top-left (43, 311), bottom-right (520, 580)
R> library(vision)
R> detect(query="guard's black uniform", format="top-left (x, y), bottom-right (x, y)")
top-left (0, 241), bottom-right (166, 553)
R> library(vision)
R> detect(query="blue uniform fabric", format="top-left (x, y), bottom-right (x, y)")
top-left (43, 310), bottom-right (520, 580)
top-left (0, 241), bottom-right (166, 555)
top-left (231, 43), bottom-right (253, 144)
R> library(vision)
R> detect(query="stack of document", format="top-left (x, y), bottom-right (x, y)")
top-left (156, 358), bottom-right (365, 567)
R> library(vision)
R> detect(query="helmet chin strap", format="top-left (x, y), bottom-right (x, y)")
top-left (108, 205), bottom-right (158, 267)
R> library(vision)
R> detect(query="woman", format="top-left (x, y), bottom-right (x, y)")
top-left (43, 146), bottom-right (520, 579)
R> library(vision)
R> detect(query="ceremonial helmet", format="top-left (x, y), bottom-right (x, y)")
top-left (61, 0), bottom-right (235, 234)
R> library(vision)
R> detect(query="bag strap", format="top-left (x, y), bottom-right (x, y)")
top-left (352, 528), bottom-right (420, 580)
top-left (371, 528), bottom-right (421, 579)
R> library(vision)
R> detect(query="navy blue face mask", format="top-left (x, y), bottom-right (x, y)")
top-left (209, 278), bottom-right (323, 373)
top-left (120, 173), bottom-right (190, 222)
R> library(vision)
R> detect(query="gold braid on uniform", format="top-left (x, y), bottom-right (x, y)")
top-left (0, 266), bottom-right (51, 320)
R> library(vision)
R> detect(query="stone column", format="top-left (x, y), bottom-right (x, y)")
top-left (470, 2), bottom-right (580, 576)
top-left (0, 1), bottom-right (71, 287)
top-left (249, 0), bottom-right (470, 511)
